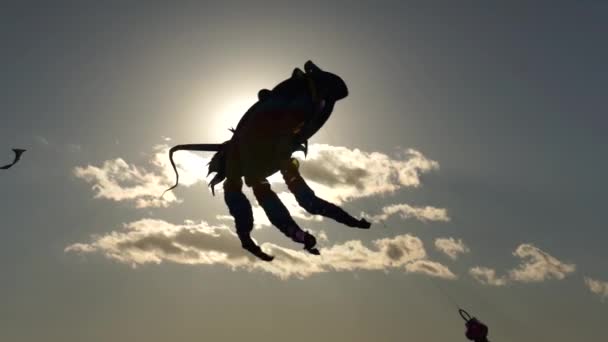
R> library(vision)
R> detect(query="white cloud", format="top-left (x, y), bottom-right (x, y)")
top-left (74, 145), bottom-right (210, 208)
top-left (317, 230), bottom-right (329, 243)
top-left (435, 237), bottom-right (470, 260)
top-left (74, 143), bottom-right (442, 219)
top-left (65, 218), bottom-right (455, 280)
top-left (469, 267), bottom-right (507, 286)
top-left (406, 260), bottom-right (456, 278)
top-left (470, 243), bottom-right (576, 286)
top-left (368, 203), bottom-right (449, 224)
top-left (297, 144), bottom-right (439, 204)
top-left (508, 244), bottom-right (576, 283)
top-left (584, 277), bottom-right (608, 301)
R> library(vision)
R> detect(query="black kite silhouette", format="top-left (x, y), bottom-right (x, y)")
top-left (460, 309), bottom-right (490, 342)
top-left (164, 61), bottom-right (370, 261)
top-left (1, 149), bottom-right (26, 170)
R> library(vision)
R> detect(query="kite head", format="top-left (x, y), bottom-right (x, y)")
top-left (289, 61), bottom-right (348, 145)
top-left (301, 60), bottom-right (348, 102)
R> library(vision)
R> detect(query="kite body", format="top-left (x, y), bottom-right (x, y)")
top-left (165, 61), bottom-right (370, 261)
top-left (1, 149), bottom-right (26, 169)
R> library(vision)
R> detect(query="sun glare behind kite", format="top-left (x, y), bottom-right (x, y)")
top-left (209, 95), bottom-right (257, 141)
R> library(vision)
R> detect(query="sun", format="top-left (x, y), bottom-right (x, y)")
top-left (206, 94), bottom-right (258, 142)
top-left (217, 96), bottom-right (257, 130)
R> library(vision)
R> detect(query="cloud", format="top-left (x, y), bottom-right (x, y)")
top-left (406, 260), bottom-right (456, 278)
top-left (35, 136), bottom-right (50, 145)
top-left (74, 143), bottom-right (442, 218)
top-left (435, 237), bottom-right (470, 260)
top-left (368, 203), bottom-right (449, 224)
top-left (298, 144), bottom-right (439, 204)
top-left (508, 244), bottom-right (576, 283)
top-left (469, 267), bottom-right (508, 286)
top-left (470, 243), bottom-right (576, 286)
top-left (584, 277), bottom-right (608, 301)
top-left (65, 218), bottom-right (455, 280)
top-left (317, 230), bottom-right (329, 243)
top-left (74, 144), bottom-right (210, 208)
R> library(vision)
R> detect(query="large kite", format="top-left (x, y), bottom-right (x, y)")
top-left (164, 61), bottom-right (370, 261)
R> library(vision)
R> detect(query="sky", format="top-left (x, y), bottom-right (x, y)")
top-left (1, 2), bottom-right (607, 341)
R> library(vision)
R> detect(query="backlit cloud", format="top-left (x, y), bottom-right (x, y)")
top-left (470, 243), bottom-right (576, 286)
top-left (469, 267), bottom-right (507, 286)
top-left (74, 143), bottom-right (441, 212)
top-left (65, 218), bottom-right (455, 280)
top-left (584, 277), bottom-right (608, 301)
top-left (435, 237), bottom-right (470, 260)
top-left (508, 244), bottom-right (576, 283)
top-left (74, 144), bottom-right (210, 208)
top-left (369, 203), bottom-right (449, 223)
top-left (298, 144), bottom-right (439, 204)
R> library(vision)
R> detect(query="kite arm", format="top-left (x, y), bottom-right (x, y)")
top-left (280, 158), bottom-right (370, 229)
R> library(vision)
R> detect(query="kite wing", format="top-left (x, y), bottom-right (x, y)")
top-left (1, 148), bottom-right (26, 170)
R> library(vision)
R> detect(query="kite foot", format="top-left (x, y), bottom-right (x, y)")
top-left (247, 247), bottom-right (275, 262)
top-left (354, 218), bottom-right (371, 229)
top-left (303, 232), bottom-right (320, 255)
top-left (241, 239), bottom-right (275, 262)
top-left (305, 247), bottom-right (321, 255)
top-left (254, 251), bottom-right (275, 262)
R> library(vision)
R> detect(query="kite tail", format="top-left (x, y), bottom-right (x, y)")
top-left (1, 148), bottom-right (26, 170)
top-left (161, 144), bottom-right (223, 198)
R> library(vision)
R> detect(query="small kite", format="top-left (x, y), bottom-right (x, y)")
top-left (460, 309), bottom-right (490, 342)
top-left (1, 148), bottom-right (26, 170)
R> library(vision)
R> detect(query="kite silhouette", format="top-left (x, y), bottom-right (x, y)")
top-left (163, 61), bottom-right (371, 261)
top-left (1, 149), bottom-right (26, 170)
top-left (460, 309), bottom-right (490, 342)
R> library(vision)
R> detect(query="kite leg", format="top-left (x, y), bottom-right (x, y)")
top-left (250, 178), bottom-right (319, 255)
top-left (224, 178), bottom-right (274, 262)
top-left (280, 158), bottom-right (370, 229)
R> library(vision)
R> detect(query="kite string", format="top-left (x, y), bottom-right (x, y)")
top-left (354, 199), bottom-right (459, 308)
top-left (350, 200), bottom-right (541, 341)
top-left (428, 275), bottom-right (462, 311)
top-left (431, 273), bottom-right (537, 341)
top-left (352, 201), bottom-right (459, 308)
top-left (336, 200), bottom-right (532, 341)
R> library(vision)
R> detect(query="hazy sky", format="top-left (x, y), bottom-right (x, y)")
top-left (1, 2), bottom-right (607, 341)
